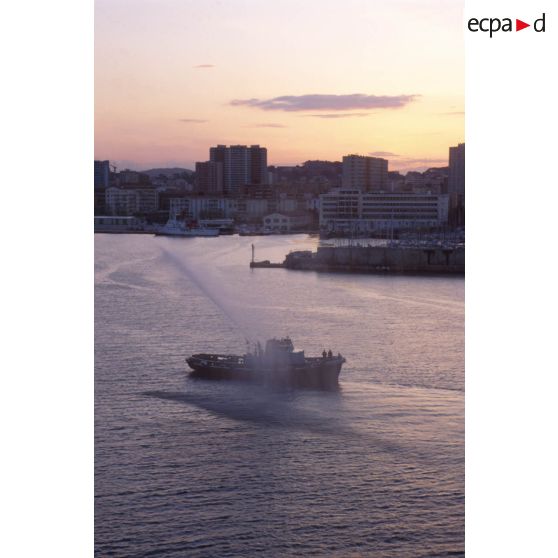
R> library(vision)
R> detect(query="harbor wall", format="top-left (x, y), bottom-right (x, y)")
top-left (285, 246), bottom-right (465, 274)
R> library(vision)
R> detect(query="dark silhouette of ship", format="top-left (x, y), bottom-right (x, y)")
top-left (186, 338), bottom-right (345, 388)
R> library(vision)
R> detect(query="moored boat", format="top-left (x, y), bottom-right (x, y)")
top-left (155, 218), bottom-right (219, 237)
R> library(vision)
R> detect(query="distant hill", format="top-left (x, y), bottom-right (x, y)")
top-left (142, 167), bottom-right (194, 177)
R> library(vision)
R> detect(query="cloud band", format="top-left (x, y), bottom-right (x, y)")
top-left (230, 93), bottom-right (417, 112)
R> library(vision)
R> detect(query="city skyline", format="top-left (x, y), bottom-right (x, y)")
top-left (95, 0), bottom-right (464, 173)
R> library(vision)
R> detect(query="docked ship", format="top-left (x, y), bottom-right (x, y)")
top-left (186, 338), bottom-right (345, 388)
top-left (155, 219), bottom-right (219, 237)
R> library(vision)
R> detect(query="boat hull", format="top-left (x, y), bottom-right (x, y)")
top-left (186, 355), bottom-right (344, 389)
top-left (154, 229), bottom-right (219, 237)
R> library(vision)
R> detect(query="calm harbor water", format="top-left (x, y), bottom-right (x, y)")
top-left (95, 234), bottom-right (464, 557)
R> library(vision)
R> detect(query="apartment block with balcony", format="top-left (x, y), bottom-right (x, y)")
top-left (342, 155), bottom-right (388, 191)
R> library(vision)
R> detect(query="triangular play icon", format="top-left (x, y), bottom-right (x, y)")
top-left (516, 19), bottom-right (530, 31)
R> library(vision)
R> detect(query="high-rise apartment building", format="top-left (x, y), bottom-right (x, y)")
top-left (342, 155), bottom-right (388, 191)
top-left (248, 145), bottom-right (268, 186)
top-left (448, 143), bottom-right (465, 198)
top-left (206, 144), bottom-right (268, 196)
top-left (94, 160), bottom-right (110, 189)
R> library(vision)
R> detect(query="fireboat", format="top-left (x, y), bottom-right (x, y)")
top-left (186, 338), bottom-right (345, 388)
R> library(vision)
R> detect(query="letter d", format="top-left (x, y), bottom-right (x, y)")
top-left (534, 13), bottom-right (545, 32)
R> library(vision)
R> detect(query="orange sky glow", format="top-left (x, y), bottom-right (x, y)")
top-left (95, 0), bottom-right (464, 173)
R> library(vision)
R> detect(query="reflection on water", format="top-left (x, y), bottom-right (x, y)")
top-left (95, 234), bottom-right (464, 557)
top-left (144, 386), bottom-right (352, 436)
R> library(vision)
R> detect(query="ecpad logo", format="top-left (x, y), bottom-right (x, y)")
top-left (468, 13), bottom-right (546, 38)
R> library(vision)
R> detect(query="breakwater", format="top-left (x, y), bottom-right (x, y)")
top-left (284, 245), bottom-right (464, 274)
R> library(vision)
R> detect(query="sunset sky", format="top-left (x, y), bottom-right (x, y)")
top-left (95, 0), bottom-right (464, 173)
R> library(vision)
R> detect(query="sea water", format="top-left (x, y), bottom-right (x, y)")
top-left (95, 234), bottom-right (464, 557)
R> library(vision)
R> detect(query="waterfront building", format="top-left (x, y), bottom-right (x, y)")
top-left (135, 188), bottom-right (159, 214)
top-left (169, 197), bottom-right (236, 220)
top-left (168, 198), bottom-right (191, 219)
top-left (105, 187), bottom-right (158, 216)
top-left (342, 155), bottom-right (388, 191)
top-left (276, 197), bottom-right (298, 213)
top-left (235, 198), bottom-right (269, 221)
top-left (320, 188), bottom-right (449, 233)
top-left (105, 187), bottom-right (140, 216)
top-left (166, 194), bottom-right (315, 227)
top-left (158, 189), bottom-right (189, 212)
top-left (168, 196), bottom-right (273, 222)
top-left (94, 215), bottom-right (143, 232)
top-left (263, 212), bottom-right (313, 233)
top-left (94, 160), bottom-right (110, 189)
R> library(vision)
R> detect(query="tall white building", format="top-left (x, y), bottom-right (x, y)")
top-left (342, 155), bottom-right (388, 191)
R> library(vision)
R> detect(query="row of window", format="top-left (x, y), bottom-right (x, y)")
top-left (328, 220), bottom-right (439, 226)
top-left (323, 202), bottom-right (440, 208)
top-left (323, 196), bottom-right (440, 202)
top-left (324, 215), bottom-right (439, 220)
top-left (323, 210), bottom-right (439, 216)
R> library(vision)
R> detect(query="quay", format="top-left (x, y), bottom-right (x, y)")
top-left (249, 243), bottom-right (285, 268)
top-left (250, 260), bottom-right (285, 268)
top-left (285, 245), bottom-right (464, 274)
top-left (250, 244), bottom-right (464, 275)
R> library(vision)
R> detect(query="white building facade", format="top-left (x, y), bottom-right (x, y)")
top-left (320, 189), bottom-right (449, 233)
top-left (263, 212), bottom-right (312, 233)
top-left (105, 188), bottom-right (158, 215)
top-left (168, 196), bottom-right (313, 222)
top-left (169, 197), bottom-right (236, 219)
top-left (105, 188), bottom-right (139, 216)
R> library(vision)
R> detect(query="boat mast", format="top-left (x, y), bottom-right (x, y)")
top-left (251, 243), bottom-right (255, 263)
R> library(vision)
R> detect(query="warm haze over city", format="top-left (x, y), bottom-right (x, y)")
top-left (95, 0), bottom-right (464, 172)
